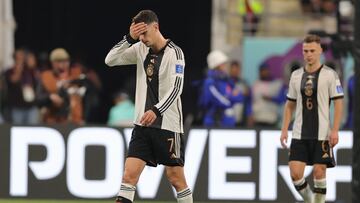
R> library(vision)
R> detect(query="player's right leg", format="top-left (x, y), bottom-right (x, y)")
top-left (289, 161), bottom-right (313, 203)
top-left (289, 139), bottom-right (314, 203)
top-left (115, 157), bottom-right (146, 203)
top-left (116, 126), bottom-right (153, 203)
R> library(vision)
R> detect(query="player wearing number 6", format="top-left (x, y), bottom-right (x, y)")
top-left (280, 34), bottom-right (344, 203)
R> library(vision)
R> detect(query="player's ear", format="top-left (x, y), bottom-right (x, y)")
top-left (154, 22), bottom-right (159, 31)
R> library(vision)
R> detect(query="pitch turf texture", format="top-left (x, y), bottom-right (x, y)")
top-left (0, 200), bottom-right (211, 203)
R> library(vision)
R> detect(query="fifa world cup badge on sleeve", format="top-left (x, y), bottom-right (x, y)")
top-left (175, 64), bottom-right (183, 74)
top-left (336, 85), bottom-right (343, 93)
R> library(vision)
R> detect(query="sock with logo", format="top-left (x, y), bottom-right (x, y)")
top-left (313, 178), bottom-right (326, 203)
top-left (293, 177), bottom-right (313, 203)
top-left (176, 187), bottom-right (193, 203)
top-left (115, 183), bottom-right (136, 203)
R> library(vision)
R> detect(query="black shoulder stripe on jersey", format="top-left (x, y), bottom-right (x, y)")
top-left (169, 42), bottom-right (183, 60)
top-left (111, 39), bottom-right (126, 50)
top-left (173, 44), bottom-right (183, 60)
top-left (159, 77), bottom-right (182, 114)
top-left (330, 95), bottom-right (344, 100)
top-left (168, 43), bottom-right (180, 60)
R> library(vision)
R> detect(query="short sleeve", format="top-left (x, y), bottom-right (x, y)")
top-left (287, 73), bottom-right (297, 101)
top-left (329, 71), bottom-right (344, 100)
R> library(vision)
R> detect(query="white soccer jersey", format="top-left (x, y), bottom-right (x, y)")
top-left (287, 65), bottom-right (344, 140)
top-left (105, 35), bottom-right (185, 133)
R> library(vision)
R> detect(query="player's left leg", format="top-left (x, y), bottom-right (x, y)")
top-left (165, 166), bottom-right (193, 203)
top-left (312, 140), bottom-right (335, 203)
top-left (313, 164), bottom-right (327, 203)
top-left (152, 129), bottom-right (192, 202)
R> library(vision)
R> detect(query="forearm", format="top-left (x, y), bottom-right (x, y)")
top-left (332, 99), bottom-right (343, 131)
top-left (105, 35), bottom-right (137, 66)
top-left (281, 101), bottom-right (295, 131)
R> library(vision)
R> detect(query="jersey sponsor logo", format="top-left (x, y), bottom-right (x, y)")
top-left (175, 64), bottom-right (183, 74)
top-left (336, 85), bottom-right (343, 94)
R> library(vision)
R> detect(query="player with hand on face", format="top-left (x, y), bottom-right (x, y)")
top-left (105, 10), bottom-right (192, 203)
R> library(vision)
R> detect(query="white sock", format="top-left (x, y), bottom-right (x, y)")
top-left (314, 178), bottom-right (326, 203)
top-left (177, 187), bottom-right (193, 203)
top-left (117, 183), bottom-right (136, 202)
top-left (293, 177), bottom-right (313, 203)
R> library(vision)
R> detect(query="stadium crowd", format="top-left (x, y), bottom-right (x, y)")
top-left (0, 0), bottom-right (354, 129)
top-left (0, 46), bottom-right (354, 130)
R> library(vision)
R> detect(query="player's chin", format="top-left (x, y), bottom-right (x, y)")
top-left (142, 41), bottom-right (150, 47)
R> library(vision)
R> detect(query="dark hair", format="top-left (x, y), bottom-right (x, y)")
top-left (132, 10), bottom-right (158, 24)
top-left (303, 34), bottom-right (321, 44)
top-left (230, 60), bottom-right (240, 67)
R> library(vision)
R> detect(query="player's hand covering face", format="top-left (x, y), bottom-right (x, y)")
top-left (129, 22), bottom-right (147, 40)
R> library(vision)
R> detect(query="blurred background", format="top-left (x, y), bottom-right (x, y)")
top-left (0, 0), bottom-right (358, 202)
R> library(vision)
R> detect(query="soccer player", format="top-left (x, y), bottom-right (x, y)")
top-left (105, 10), bottom-right (193, 203)
top-left (280, 34), bottom-right (344, 203)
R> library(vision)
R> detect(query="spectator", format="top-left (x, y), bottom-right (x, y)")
top-left (228, 60), bottom-right (254, 127)
top-left (237, 0), bottom-right (264, 36)
top-left (252, 62), bottom-right (283, 127)
top-left (37, 48), bottom-right (87, 124)
top-left (301, 0), bottom-right (337, 15)
top-left (71, 61), bottom-right (102, 123)
top-left (107, 91), bottom-right (135, 127)
top-left (344, 73), bottom-right (354, 129)
top-left (199, 50), bottom-right (244, 127)
top-left (4, 48), bottom-right (39, 124)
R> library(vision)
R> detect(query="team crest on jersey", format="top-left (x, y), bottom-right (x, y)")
top-left (146, 63), bottom-right (154, 78)
top-left (305, 75), bottom-right (314, 96)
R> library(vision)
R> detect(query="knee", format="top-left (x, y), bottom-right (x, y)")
top-left (313, 166), bottom-right (326, 179)
top-left (122, 169), bottom-right (140, 185)
top-left (290, 170), bottom-right (304, 181)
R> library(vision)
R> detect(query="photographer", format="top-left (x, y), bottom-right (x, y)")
top-left (37, 48), bottom-right (87, 124)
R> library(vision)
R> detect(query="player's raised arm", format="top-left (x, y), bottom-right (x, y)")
top-left (105, 23), bottom-right (147, 66)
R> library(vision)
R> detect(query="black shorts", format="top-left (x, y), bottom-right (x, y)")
top-left (289, 139), bottom-right (336, 168)
top-left (127, 125), bottom-right (185, 167)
